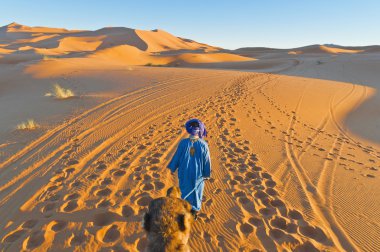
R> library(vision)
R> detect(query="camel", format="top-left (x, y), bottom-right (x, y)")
top-left (142, 186), bottom-right (194, 252)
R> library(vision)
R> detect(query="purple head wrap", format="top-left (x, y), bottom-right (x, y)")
top-left (185, 118), bottom-right (207, 138)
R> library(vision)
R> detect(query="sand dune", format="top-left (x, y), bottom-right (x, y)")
top-left (1, 23), bottom-right (380, 252)
top-left (0, 22), bottom-right (249, 66)
top-left (175, 53), bottom-right (252, 64)
top-left (23, 45), bottom-right (254, 75)
top-left (57, 36), bottom-right (104, 52)
top-left (234, 44), bottom-right (366, 58)
top-left (292, 45), bottom-right (363, 54)
top-left (135, 29), bottom-right (219, 52)
top-left (88, 46), bottom-right (253, 65)
top-left (3, 22), bottom-right (78, 34)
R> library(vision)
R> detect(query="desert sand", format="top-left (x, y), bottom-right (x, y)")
top-left (1, 23), bottom-right (380, 252)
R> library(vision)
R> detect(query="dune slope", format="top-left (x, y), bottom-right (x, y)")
top-left (1, 63), bottom-right (379, 251)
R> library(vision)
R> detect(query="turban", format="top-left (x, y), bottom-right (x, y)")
top-left (185, 119), bottom-right (207, 138)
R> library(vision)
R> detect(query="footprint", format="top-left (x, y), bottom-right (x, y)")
top-left (286, 223), bottom-right (298, 233)
top-left (47, 194), bottom-right (60, 202)
top-left (120, 163), bottom-right (130, 168)
top-left (270, 216), bottom-right (287, 230)
top-left (100, 178), bottom-right (113, 185)
top-left (22, 220), bottom-right (38, 229)
top-left (269, 228), bottom-right (285, 239)
top-left (227, 176), bottom-right (240, 186)
top-left (70, 181), bottom-right (82, 188)
top-left (239, 223), bottom-right (254, 235)
top-left (254, 190), bottom-right (268, 199)
top-left (238, 197), bottom-right (250, 205)
top-left (149, 166), bottom-right (159, 171)
top-left (121, 205), bottom-right (135, 218)
top-left (142, 183), bottom-right (154, 191)
top-left (50, 220), bottom-right (68, 232)
top-left (298, 225), bottom-right (327, 242)
top-left (265, 180), bottom-right (277, 188)
top-left (63, 167), bottom-right (75, 175)
top-left (42, 203), bottom-right (56, 213)
top-left (152, 173), bottom-right (160, 179)
top-left (64, 193), bottom-right (80, 201)
top-left (96, 163), bottom-right (107, 170)
top-left (69, 233), bottom-right (86, 246)
top-left (46, 185), bottom-right (59, 192)
top-left (98, 225), bottom-right (120, 243)
top-left (50, 175), bottom-right (65, 183)
top-left (154, 181), bottom-right (165, 190)
top-left (23, 231), bottom-right (45, 250)
top-left (149, 158), bottom-right (160, 164)
top-left (262, 172), bottom-right (272, 179)
top-left (137, 196), bottom-right (153, 207)
top-left (203, 231), bottom-right (212, 242)
top-left (205, 198), bottom-right (214, 207)
top-left (246, 172), bottom-right (259, 180)
top-left (266, 188), bottom-right (278, 196)
top-left (96, 188), bottom-right (112, 197)
top-left (61, 200), bottom-right (78, 212)
top-left (270, 199), bottom-right (285, 208)
top-left (112, 170), bottom-right (126, 177)
top-left (143, 174), bottom-right (152, 181)
top-left (116, 189), bottom-right (131, 197)
top-left (66, 160), bottom-right (79, 165)
top-left (248, 217), bottom-right (263, 227)
top-left (152, 153), bottom-right (163, 158)
top-left (3, 229), bottom-right (27, 242)
top-left (87, 174), bottom-right (98, 180)
top-left (259, 207), bottom-right (275, 217)
top-left (288, 210), bottom-right (303, 220)
top-left (97, 199), bottom-right (112, 208)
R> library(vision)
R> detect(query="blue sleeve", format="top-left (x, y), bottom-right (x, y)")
top-left (203, 144), bottom-right (211, 177)
top-left (167, 141), bottom-right (183, 173)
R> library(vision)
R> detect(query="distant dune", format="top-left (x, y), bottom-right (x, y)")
top-left (290, 45), bottom-right (363, 54)
top-left (1, 22), bottom-right (378, 67)
top-left (234, 44), bottom-right (375, 57)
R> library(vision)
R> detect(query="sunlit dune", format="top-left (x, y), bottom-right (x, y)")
top-left (57, 36), bottom-right (104, 52)
top-left (135, 29), bottom-right (219, 52)
top-left (290, 45), bottom-right (364, 54)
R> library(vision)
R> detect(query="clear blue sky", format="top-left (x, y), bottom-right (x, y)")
top-left (1, 0), bottom-right (379, 49)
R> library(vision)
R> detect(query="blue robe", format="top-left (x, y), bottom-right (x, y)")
top-left (168, 138), bottom-right (211, 211)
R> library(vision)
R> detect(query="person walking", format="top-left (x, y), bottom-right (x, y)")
top-left (168, 118), bottom-right (211, 220)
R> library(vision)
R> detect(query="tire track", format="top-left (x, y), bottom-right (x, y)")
top-left (283, 87), bottom-right (360, 251)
